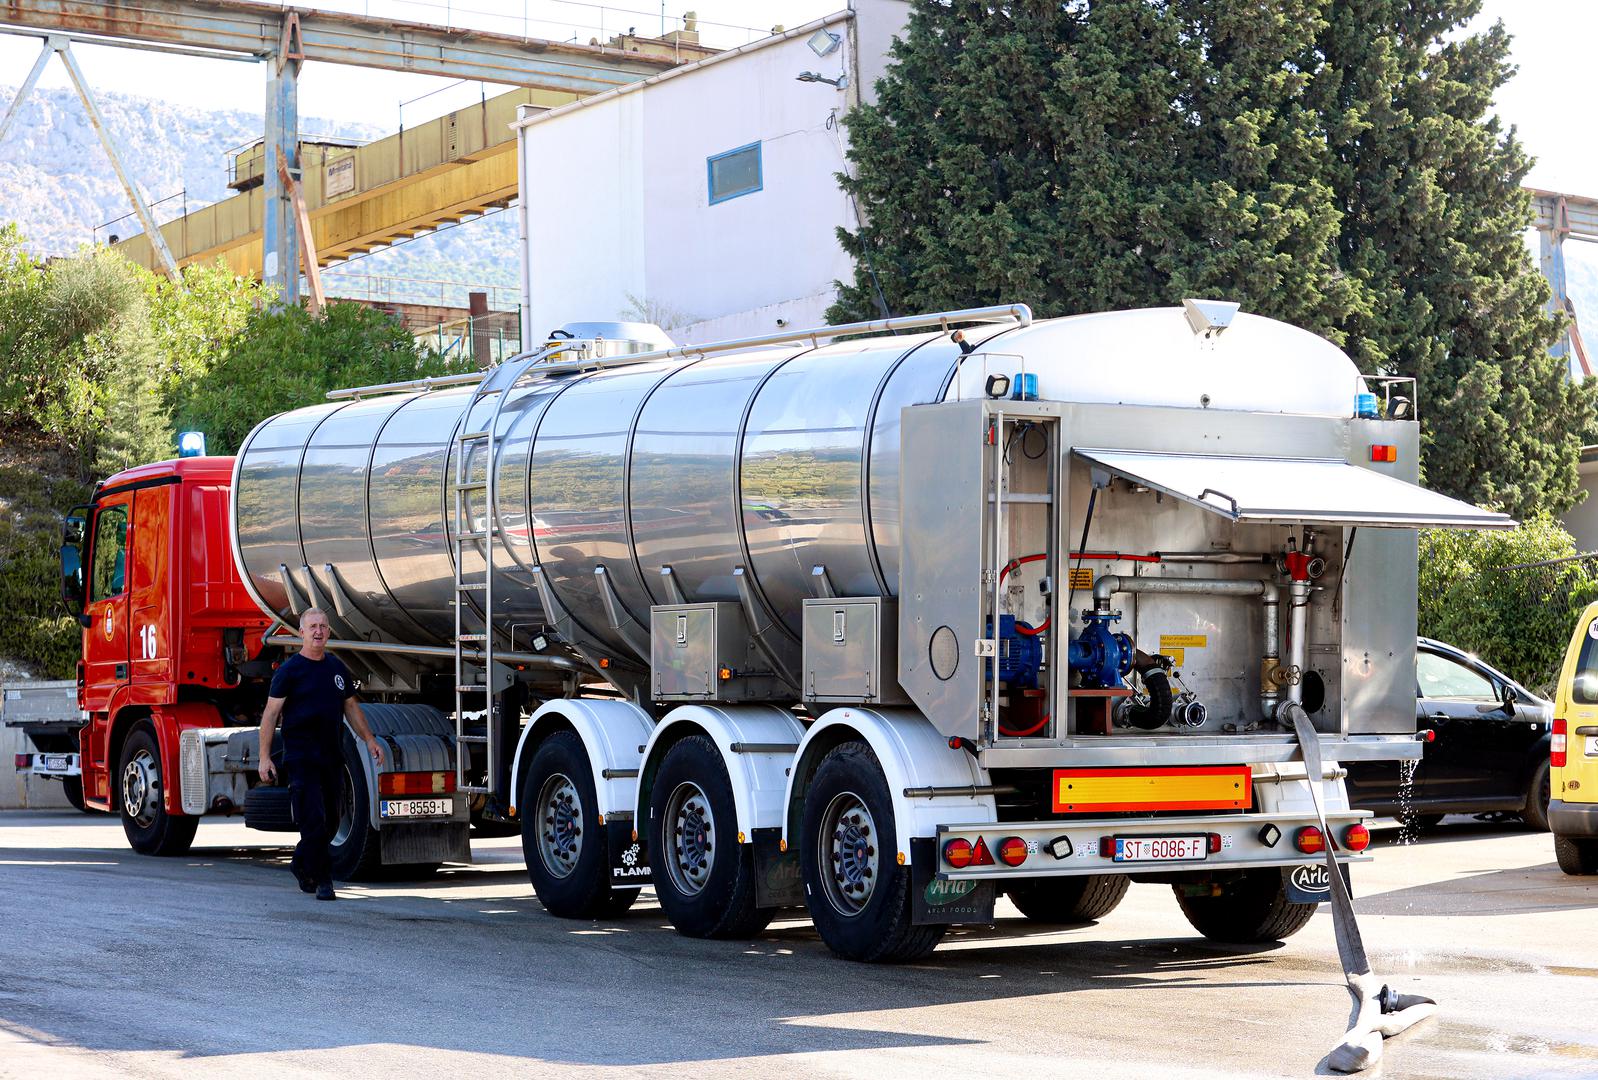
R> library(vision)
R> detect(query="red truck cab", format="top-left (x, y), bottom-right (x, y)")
top-left (60, 457), bottom-right (272, 843)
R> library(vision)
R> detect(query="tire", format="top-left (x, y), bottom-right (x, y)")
top-left (520, 730), bottom-right (639, 919)
top-left (1008, 874), bottom-right (1129, 923)
top-left (1172, 868), bottom-right (1317, 943)
top-left (328, 740), bottom-right (383, 882)
top-left (800, 741), bottom-right (945, 963)
top-left (1521, 760), bottom-right (1552, 833)
top-left (1554, 833), bottom-right (1598, 876)
top-left (62, 775), bottom-right (88, 813)
top-left (650, 735), bottom-right (774, 939)
top-left (118, 722), bottom-right (198, 857)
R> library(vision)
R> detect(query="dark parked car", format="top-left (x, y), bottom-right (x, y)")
top-left (1345, 638), bottom-right (1553, 831)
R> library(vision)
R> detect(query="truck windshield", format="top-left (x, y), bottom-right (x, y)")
top-left (89, 505), bottom-right (128, 602)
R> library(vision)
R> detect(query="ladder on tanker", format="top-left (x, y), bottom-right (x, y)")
top-left (448, 345), bottom-right (566, 796)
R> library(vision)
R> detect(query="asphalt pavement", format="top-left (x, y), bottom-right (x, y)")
top-left (0, 812), bottom-right (1593, 1079)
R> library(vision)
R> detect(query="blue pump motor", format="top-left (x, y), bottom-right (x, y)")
top-left (995, 615), bottom-right (1044, 688)
top-left (1068, 612), bottom-right (1135, 689)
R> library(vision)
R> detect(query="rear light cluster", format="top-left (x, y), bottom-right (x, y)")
top-left (378, 771), bottom-right (456, 797)
top-left (1294, 826), bottom-right (1325, 854)
top-left (1553, 718), bottom-right (1567, 768)
top-left (944, 823), bottom-right (1369, 870)
top-left (13, 754), bottom-right (29, 769)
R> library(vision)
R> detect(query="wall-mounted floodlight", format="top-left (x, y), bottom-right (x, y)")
top-left (808, 28), bottom-right (842, 57)
top-left (177, 431), bottom-right (207, 458)
top-left (797, 70), bottom-right (849, 88)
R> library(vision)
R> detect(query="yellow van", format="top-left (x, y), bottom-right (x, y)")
top-left (1552, 602), bottom-right (1598, 874)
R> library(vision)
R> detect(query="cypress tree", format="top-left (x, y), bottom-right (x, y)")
top-left (833, 0), bottom-right (1592, 519)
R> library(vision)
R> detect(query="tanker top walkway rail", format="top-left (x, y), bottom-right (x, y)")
top-left (325, 304), bottom-right (1036, 402)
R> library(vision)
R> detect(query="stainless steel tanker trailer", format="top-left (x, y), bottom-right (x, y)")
top-left (228, 300), bottom-right (1510, 960)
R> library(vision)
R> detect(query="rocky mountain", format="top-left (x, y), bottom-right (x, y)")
top-left (0, 83), bottom-right (520, 306)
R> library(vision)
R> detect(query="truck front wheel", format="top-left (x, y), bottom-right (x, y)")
top-left (800, 741), bottom-right (944, 963)
top-left (650, 735), bottom-right (773, 939)
top-left (521, 731), bottom-right (639, 918)
top-left (1172, 868), bottom-right (1317, 943)
top-left (118, 722), bottom-right (198, 856)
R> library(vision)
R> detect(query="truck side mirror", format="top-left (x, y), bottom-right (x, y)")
top-left (59, 508), bottom-right (88, 612)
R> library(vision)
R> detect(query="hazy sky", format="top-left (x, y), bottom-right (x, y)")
top-left (0, 0), bottom-right (1590, 190)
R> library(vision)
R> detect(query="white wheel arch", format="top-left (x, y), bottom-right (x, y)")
top-left (782, 707), bottom-right (996, 864)
top-left (509, 699), bottom-right (654, 819)
top-left (636, 704), bottom-right (805, 842)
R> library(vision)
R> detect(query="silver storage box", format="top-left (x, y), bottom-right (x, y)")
top-left (802, 597), bottom-right (910, 705)
top-left (650, 603), bottom-right (783, 702)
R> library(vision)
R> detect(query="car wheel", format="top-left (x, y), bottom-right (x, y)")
top-left (1522, 760), bottom-right (1552, 833)
top-left (1554, 834), bottom-right (1598, 876)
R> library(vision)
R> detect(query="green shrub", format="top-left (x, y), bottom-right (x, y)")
top-left (1418, 517), bottom-right (1598, 694)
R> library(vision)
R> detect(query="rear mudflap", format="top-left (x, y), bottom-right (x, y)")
top-left (608, 817), bottom-right (652, 888)
top-left (910, 837), bottom-right (997, 925)
top-left (381, 821), bottom-right (470, 865)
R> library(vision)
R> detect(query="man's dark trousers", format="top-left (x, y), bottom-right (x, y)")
top-left (288, 755), bottom-right (341, 886)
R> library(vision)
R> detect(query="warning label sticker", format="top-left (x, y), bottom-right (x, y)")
top-left (1159, 634), bottom-right (1208, 650)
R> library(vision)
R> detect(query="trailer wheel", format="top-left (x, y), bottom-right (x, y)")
top-left (800, 741), bottom-right (944, 963)
top-left (1172, 868), bottom-right (1317, 943)
top-left (62, 775), bottom-right (89, 813)
top-left (650, 735), bottom-right (774, 939)
top-left (521, 731), bottom-right (639, 918)
top-left (1554, 834), bottom-right (1598, 876)
top-left (118, 722), bottom-right (198, 856)
top-left (1007, 874), bottom-right (1129, 923)
top-left (328, 742), bottom-right (384, 881)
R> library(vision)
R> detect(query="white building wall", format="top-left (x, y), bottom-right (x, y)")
top-left (1562, 453), bottom-right (1598, 552)
top-left (518, 2), bottom-right (911, 346)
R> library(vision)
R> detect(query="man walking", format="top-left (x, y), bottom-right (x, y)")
top-left (258, 608), bottom-right (385, 900)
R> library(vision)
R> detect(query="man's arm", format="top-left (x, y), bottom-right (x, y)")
top-left (258, 697), bottom-right (284, 782)
top-left (344, 697), bottom-right (386, 767)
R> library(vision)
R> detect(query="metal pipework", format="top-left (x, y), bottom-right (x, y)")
top-left (1091, 575), bottom-right (1272, 608)
top-left (1261, 591), bottom-right (1283, 716)
top-left (1152, 551), bottom-right (1275, 565)
top-left (1285, 580), bottom-right (1313, 706)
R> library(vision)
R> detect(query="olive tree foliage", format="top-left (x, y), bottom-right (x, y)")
top-left (171, 300), bottom-right (474, 455)
top-left (1418, 520), bottom-right (1598, 693)
top-left (832, 0), bottom-right (1592, 519)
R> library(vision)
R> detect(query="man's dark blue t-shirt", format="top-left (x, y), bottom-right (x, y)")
top-left (268, 652), bottom-right (356, 762)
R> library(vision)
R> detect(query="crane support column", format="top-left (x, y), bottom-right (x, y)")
top-left (264, 14), bottom-right (304, 306)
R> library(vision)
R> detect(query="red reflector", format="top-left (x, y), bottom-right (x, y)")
top-left (1369, 444), bottom-right (1397, 462)
top-left (1294, 826), bottom-right (1325, 855)
top-left (14, 754), bottom-right (29, 769)
top-left (378, 771), bottom-right (456, 797)
top-left (943, 837), bottom-right (974, 869)
top-left (1099, 836), bottom-right (1115, 857)
top-left (1206, 832), bottom-right (1222, 854)
top-left (1343, 823), bottom-right (1371, 852)
top-left (969, 836), bottom-right (996, 867)
top-left (997, 836), bottom-right (1028, 867)
top-left (1553, 718), bottom-right (1567, 768)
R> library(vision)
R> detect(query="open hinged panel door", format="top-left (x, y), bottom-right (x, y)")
top-left (1071, 448), bottom-right (1514, 530)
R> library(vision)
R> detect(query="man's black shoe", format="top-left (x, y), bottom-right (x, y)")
top-left (296, 875), bottom-right (316, 894)
top-left (316, 883), bottom-right (337, 901)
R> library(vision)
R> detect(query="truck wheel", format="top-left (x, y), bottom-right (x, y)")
top-left (1554, 834), bottom-right (1598, 875)
top-left (62, 775), bottom-right (89, 813)
top-left (800, 741), bottom-right (944, 963)
top-left (1521, 761), bottom-right (1551, 833)
top-left (118, 722), bottom-right (198, 856)
top-left (521, 730), bottom-right (638, 918)
top-left (650, 735), bottom-right (774, 939)
top-left (328, 744), bottom-right (383, 882)
top-left (1007, 874), bottom-right (1129, 923)
top-left (1173, 868), bottom-right (1317, 943)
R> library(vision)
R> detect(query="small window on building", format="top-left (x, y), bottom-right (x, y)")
top-left (708, 142), bottom-right (762, 204)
